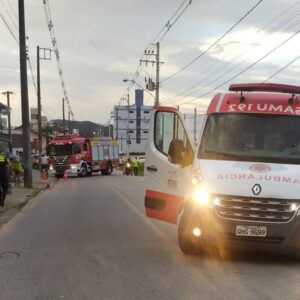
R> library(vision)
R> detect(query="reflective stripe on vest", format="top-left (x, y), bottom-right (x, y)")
top-left (0, 155), bottom-right (5, 162)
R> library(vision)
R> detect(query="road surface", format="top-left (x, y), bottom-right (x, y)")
top-left (0, 172), bottom-right (299, 300)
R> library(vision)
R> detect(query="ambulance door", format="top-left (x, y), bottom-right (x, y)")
top-left (145, 108), bottom-right (194, 224)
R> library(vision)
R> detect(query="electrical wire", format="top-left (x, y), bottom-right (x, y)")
top-left (161, 3), bottom-right (300, 105)
top-left (123, 0), bottom-right (192, 101)
top-left (0, 12), bottom-right (18, 44)
top-left (264, 55), bottom-right (300, 82)
top-left (161, 0), bottom-right (264, 84)
top-left (0, 0), bottom-right (18, 32)
top-left (182, 30), bottom-right (300, 105)
top-left (43, 0), bottom-right (74, 119)
top-left (26, 36), bottom-right (38, 95)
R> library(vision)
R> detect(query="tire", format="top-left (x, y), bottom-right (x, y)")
top-left (178, 212), bottom-right (201, 255)
top-left (78, 164), bottom-right (87, 177)
top-left (106, 163), bottom-right (112, 175)
top-left (101, 163), bottom-right (112, 176)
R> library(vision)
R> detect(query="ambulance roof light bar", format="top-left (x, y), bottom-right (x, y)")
top-left (229, 83), bottom-right (300, 94)
top-left (229, 83), bottom-right (300, 104)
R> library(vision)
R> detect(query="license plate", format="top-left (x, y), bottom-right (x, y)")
top-left (236, 225), bottom-right (267, 237)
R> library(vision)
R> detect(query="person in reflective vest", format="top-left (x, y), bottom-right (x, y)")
top-left (133, 157), bottom-right (139, 176)
top-left (0, 148), bottom-right (9, 212)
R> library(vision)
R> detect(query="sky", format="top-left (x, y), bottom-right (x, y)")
top-left (0, 0), bottom-right (299, 126)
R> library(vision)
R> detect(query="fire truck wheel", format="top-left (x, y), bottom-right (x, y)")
top-left (78, 164), bottom-right (88, 177)
top-left (178, 213), bottom-right (201, 255)
top-left (107, 164), bottom-right (112, 175)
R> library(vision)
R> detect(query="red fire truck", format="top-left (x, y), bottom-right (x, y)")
top-left (46, 135), bottom-right (119, 178)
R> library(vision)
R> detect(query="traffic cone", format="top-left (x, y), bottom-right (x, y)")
top-left (63, 170), bottom-right (68, 180)
top-left (40, 170), bottom-right (46, 181)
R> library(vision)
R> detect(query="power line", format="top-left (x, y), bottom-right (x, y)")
top-left (123, 0), bottom-right (193, 100)
top-left (264, 55), bottom-right (300, 82)
top-left (161, 0), bottom-right (264, 84)
top-left (157, 0), bottom-right (192, 43)
top-left (5, 0), bottom-right (18, 20)
top-left (0, 12), bottom-right (18, 44)
top-left (161, 3), bottom-right (300, 105)
top-left (182, 30), bottom-right (300, 105)
top-left (26, 36), bottom-right (38, 94)
top-left (43, 0), bottom-right (74, 119)
top-left (0, 0), bottom-right (18, 32)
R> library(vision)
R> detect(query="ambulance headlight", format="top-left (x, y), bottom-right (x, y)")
top-left (192, 169), bottom-right (202, 186)
top-left (49, 165), bottom-right (53, 171)
top-left (192, 187), bottom-right (211, 207)
top-left (71, 164), bottom-right (77, 170)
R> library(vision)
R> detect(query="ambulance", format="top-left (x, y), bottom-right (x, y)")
top-left (144, 83), bottom-right (300, 255)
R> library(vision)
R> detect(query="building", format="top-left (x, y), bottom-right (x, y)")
top-left (113, 90), bottom-right (153, 154)
top-left (30, 108), bottom-right (48, 132)
top-left (11, 128), bottom-right (50, 155)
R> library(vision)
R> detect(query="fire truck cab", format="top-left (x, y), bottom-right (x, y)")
top-left (145, 83), bottom-right (300, 255)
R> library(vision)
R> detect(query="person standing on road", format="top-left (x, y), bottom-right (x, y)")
top-left (0, 147), bottom-right (9, 212)
top-left (40, 153), bottom-right (49, 179)
top-left (133, 157), bottom-right (139, 176)
top-left (11, 156), bottom-right (23, 187)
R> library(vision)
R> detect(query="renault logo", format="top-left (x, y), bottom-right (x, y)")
top-left (252, 184), bottom-right (262, 195)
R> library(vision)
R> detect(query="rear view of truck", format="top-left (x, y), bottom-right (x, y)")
top-left (90, 139), bottom-right (119, 175)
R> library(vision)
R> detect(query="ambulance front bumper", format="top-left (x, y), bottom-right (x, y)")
top-left (184, 197), bottom-right (300, 253)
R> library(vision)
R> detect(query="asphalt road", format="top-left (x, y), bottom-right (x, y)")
top-left (0, 171), bottom-right (300, 300)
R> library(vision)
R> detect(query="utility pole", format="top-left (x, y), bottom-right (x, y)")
top-left (62, 97), bottom-right (65, 134)
top-left (126, 93), bottom-right (130, 158)
top-left (18, 0), bottom-right (32, 187)
top-left (194, 107), bottom-right (197, 145)
top-left (155, 42), bottom-right (160, 106)
top-left (140, 42), bottom-right (163, 106)
top-left (2, 91), bottom-right (13, 142)
top-left (37, 46), bottom-right (51, 155)
top-left (68, 110), bottom-right (71, 134)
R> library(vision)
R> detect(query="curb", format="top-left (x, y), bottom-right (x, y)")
top-left (0, 175), bottom-right (58, 229)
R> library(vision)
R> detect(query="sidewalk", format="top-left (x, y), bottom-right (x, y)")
top-left (0, 170), bottom-right (57, 228)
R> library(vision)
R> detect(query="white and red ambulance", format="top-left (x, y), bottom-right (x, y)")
top-left (144, 83), bottom-right (300, 255)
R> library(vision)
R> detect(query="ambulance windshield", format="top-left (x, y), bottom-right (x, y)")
top-left (198, 113), bottom-right (300, 164)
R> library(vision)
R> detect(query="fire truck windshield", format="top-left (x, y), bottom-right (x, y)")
top-left (198, 113), bottom-right (300, 164)
top-left (47, 144), bottom-right (73, 156)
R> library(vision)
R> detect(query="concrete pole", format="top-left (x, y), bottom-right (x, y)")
top-left (155, 42), bottom-right (160, 106)
top-left (18, 0), bottom-right (32, 187)
top-left (194, 107), bottom-right (197, 145)
top-left (37, 46), bottom-right (42, 155)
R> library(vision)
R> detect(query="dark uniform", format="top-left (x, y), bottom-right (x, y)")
top-left (0, 153), bottom-right (9, 208)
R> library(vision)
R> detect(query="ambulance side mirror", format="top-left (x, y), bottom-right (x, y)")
top-left (168, 139), bottom-right (194, 167)
top-left (168, 139), bottom-right (184, 165)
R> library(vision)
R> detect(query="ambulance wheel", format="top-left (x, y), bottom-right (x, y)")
top-left (178, 213), bottom-right (201, 255)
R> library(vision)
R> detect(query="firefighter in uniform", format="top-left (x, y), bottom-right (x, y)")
top-left (0, 148), bottom-right (9, 212)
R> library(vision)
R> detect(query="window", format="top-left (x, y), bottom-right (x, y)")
top-left (129, 120), bottom-right (134, 123)
top-left (129, 130), bottom-right (134, 133)
top-left (143, 130), bottom-right (148, 133)
top-left (130, 110), bottom-right (134, 113)
top-left (143, 111), bottom-right (150, 114)
top-left (199, 113), bottom-right (300, 164)
top-left (154, 111), bottom-right (193, 165)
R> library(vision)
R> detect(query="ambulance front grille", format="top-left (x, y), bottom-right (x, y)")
top-left (213, 195), bottom-right (298, 223)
